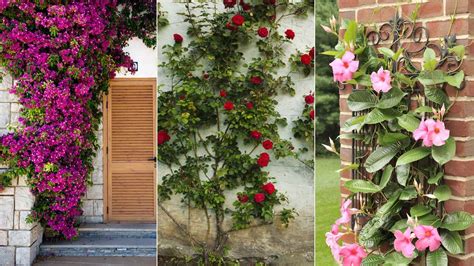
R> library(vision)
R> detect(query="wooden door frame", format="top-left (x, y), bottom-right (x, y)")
top-left (102, 77), bottom-right (157, 223)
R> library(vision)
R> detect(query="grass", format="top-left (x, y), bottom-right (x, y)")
top-left (315, 156), bottom-right (341, 266)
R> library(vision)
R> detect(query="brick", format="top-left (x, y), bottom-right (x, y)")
top-left (340, 147), bottom-right (352, 162)
top-left (446, 100), bottom-right (474, 118)
top-left (445, 120), bottom-right (474, 137)
top-left (338, 0), bottom-right (359, 9)
top-left (0, 230), bottom-right (7, 246)
top-left (357, 7), bottom-right (397, 24)
top-left (9, 230), bottom-right (32, 246)
top-left (14, 187), bottom-right (35, 211)
top-left (0, 196), bottom-right (14, 229)
top-left (426, 19), bottom-right (470, 38)
top-left (444, 198), bottom-right (474, 214)
top-left (455, 139), bottom-right (474, 157)
top-left (446, 0), bottom-right (470, 15)
top-left (445, 178), bottom-right (474, 197)
top-left (445, 160), bottom-right (474, 177)
top-left (446, 81), bottom-right (474, 97)
top-left (401, 0), bottom-right (443, 19)
top-left (86, 185), bottom-right (103, 200)
top-left (0, 247), bottom-right (15, 266)
top-left (448, 255), bottom-right (474, 266)
top-left (340, 10), bottom-right (356, 21)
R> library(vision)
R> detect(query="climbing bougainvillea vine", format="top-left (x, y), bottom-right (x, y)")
top-left (0, 1), bottom-right (155, 239)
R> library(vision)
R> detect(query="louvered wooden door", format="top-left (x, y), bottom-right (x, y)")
top-left (104, 78), bottom-right (156, 222)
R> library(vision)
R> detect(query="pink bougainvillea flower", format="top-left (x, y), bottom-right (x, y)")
top-left (262, 139), bottom-right (273, 150)
top-left (394, 228), bottom-right (416, 258)
top-left (413, 119), bottom-right (450, 147)
top-left (414, 225), bottom-right (442, 252)
top-left (326, 224), bottom-right (343, 261)
top-left (329, 51), bottom-right (359, 83)
top-left (158, 130), bottom-right (171, 145)
top-left (258, 27), bottom-right (269, 38)
top-left (262, 182), bottom-right (275, 194)
top-left (339, 244), bottom-right (367, 266)
top-left (285, 29), bottom-right (295, 39)
top-left (370, 67), bottom-right (392, 93)
top-left (231, 14), bottom-right (245, 26)
top-left (257, 152), bottom-right (270, 167)
top-left (254, 193), bottom-right (265, 203)
top-left (301, 54), bottom-right (312, 65)
top-left (173, 34), bottom-right (183, 43)
top-left (223, 101), bottom-right (234, 111)
top-left (336, 199), bottom-right (356, 225)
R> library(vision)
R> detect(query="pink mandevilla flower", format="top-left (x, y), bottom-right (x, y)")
top-left (394, 228), bottom-right (416, 258)
top-left (336, 199), bottom-right (356, 225)
top-left (414, 225), bottom-right (442, 252)
top-left (339, 243), bottom-right (367, 266)
top-left (413, 119), bottom-right (450, 147)
top-left (325, 224), bottom-right (343, 261)
top-left (329, 51), bottom-right (359, 83)
top-left (370, 67), bottom-right (392, 93)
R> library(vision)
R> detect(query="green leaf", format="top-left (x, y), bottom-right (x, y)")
top-left (415, 105), bottom-right (433, 114)
top-left (396, 164), bottom-right (410, 186)
top-left (344, 179), bottom-right (381, 193)
top-left (441, 211), bottom-right (473, 231)
top-left (344, 20), bottom-right (358, 44)
top-left (426, 249), bottom-right (448, 266)
top-left (432, 137), bottom-right (456, 165)
top-left (396, 147), bottom-right (431, 166)
top-left (376, 87), bottom-right (407, 109)
top-left (423, 48), bottom-right (438, 71)
top-left (428, 172), bottom-right (444, 185)
top-left (393, 48), bottom-right (404, 61)
top-left (445, 71), bottom-right (464, 89)
top-left (379, 132), bottom-right (409, 146)
top-left (424, 85), bottom-right (450, 106)
top-left (400, 186), bottom-right (418, 200)
top-left (362, 254), bottom-right (385, 266)
top-left (440, 230), bottom-right (463, 255)
top-left (449, 45), bottom-right (465, 60)
top-left (433, 185), bottom-right (452, 202)
top-left (342, 115), bottom-right (366, 132)
top-left (397, 113), bottom-right (420, 132)
top-left (365, 143), bottom-right (401, 173)
top-left (379, 165), bottom-right (394, 189)
top-left (364, 108), bottom-right (401, 125)
top-left (384, 251), bottom-right (413, 266)
top-left (418, 214), bottom-right (442, 227)
top-left (378, 47), bottom-right (395, 59)
top-left (347, 90), bottom-right (378, 111)
top-left (410, 205), bottom-right (432, 217)
top-left (390, 219), bottom-right (408, 233)
top-left (418, 70), bottom-right (446, 86)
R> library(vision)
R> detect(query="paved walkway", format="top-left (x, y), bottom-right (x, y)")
top-left (34, 256), bottom-right (156, 266)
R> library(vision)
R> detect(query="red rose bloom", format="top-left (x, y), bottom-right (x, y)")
top-left (262, 139), bottom-right (273, 150)
top-left (250, 76), bottom-right (263, 85)
top-left (179, 95), bottom-right (186, 100)
top-left (238, 194), bottom-right (249, 203)
top-left (226, 22), bottom-right (238, 31)
top-left (285, 29), bottom-right (295, 39)
top-left (232, 14), bottom-right (245, 26)
top-left (242, 3), bottom-right (251, 11)
top-left (257, 152), bottom-right (270, 167)
top-left (305, 94), bottom-right (314, 105)
top-left (301, 54), bottom-right (312, 65)
top-left (173, 33), bottom-right (183, 43)
top-left (246, 102), bottom-right (254, 109)
top-left (258, 27), bottom-right (269, 38)
top-left (309, 47), bottom-right (315, 59)
top-left (262, 182), bottom-right (276, 195)
top-left (220, 89), bottom-right (227, 97)
top-left (224, 101), bottom-right (234, 110)
top-left (310, 109), bottom-right (315, 120)
top-left (158, 130), bottom-right (171, 145)
top-left (250, 130), bottom-right (262, 139)
top-left (223, 0), bottom-right (237, 8)
top-left (254, 193), bottom-right (265, 203)
top-left (265, 0), bottom-right (277, 5)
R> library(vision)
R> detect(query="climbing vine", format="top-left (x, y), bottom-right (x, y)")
top-left (0, 1), bottom-right (155, 239)
top-left (158, 0), bottom-right (312, 263)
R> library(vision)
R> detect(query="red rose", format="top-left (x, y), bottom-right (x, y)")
top-left (301, 54), bottom-right (312, 65)
top-left (254, 193), bottom-right (265, 203)
top-left (285, 29), bottom-right (295, 39)
top-left (305, 94), bottom-right (314, 105)
top-left (242, 3), bottom-right (251, 11)
top-left (158, 130), bottom-right (171, 145)
top-left (250, 76), bottom-right (263, 85)
top-left (250, 130), bottom-right (262, 139)
top-left (246, 102), bottom-right (254, 109)
top-left (309, 47), bottom-right (315, 59)
top-left (232, 14), bottom-right (245, 26)
top-left (238, 194), bottom-right (249, 203)
top-left (226, 22), bottom-right (238, 31)
top-left (257, 27), bottom-right (269, 38)
top-left (262, 139), bottom-right (273, 150)
top-left (310, 109), bottom-right (315, 120)
top-left (224, 101), bottom-right (234, 111)
top-left (179, 95), bottom-right (186, 100)
top-left (223, 0), bottom-right (236, 8)
top-left (262, 182), bottom-right (275, 195)
top-left (220, 89), bottom-right (227, 97)
top-left (257, 152), bottom-right (270, 167)
top-left (173, 34), bottom-right (183, 43)
top-left (265, 0), bottom-right (276, 5)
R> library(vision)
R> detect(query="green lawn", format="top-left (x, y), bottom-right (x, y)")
top-left (315, 156), bottom-right (340, 266)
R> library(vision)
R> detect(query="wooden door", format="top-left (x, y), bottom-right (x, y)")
top-left (104, 78), bottom-right (156, 222)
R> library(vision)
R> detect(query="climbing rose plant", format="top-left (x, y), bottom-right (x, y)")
top-left (0, 1), bottom-right (155, 239)
top-left (323, 19), bottom-right (473, 266)
top-left (158, 1), bottom-right (312, 263)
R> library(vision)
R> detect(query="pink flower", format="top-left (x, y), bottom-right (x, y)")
top-left (339, 244), bottom-right (367, 266)
top-left (329, 51), bottom-right (359, 83)
top-left (414, 225), bottom-right (441, 252)
top-left (336, 199), bottom-right (355, 225)
top-left (370, 67), bottom-right (392, 93)
top-left (326, 224), bottom-right (343, 261)
top-left (394, 228), bottom-right (415, 258)
top-left (413, 119), bottom-right (450, 147)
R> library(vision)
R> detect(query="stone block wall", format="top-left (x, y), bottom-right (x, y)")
top-left (0, 74), bottom-right (43, 265)
top-left (337, 0), bottom-right (474, 265)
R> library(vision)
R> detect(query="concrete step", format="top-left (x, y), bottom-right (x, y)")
top-left (39, 224), bottom-right (156, 257)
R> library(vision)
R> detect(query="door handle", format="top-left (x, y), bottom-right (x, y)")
top-left (148, 157), bottom-right (157, 162)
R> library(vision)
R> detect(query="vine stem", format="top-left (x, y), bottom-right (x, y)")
top-left (158, 202), bottom-right (201, 248)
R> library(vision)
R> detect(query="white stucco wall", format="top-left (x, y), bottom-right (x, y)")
top-left (157, 2), bottom-right (314, 262)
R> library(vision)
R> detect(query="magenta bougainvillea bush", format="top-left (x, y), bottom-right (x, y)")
top-left (0, 1), bottom-right (155, 239)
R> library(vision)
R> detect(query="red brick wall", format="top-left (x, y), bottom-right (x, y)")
top-left (337, 1), bottom-right (474, 265)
